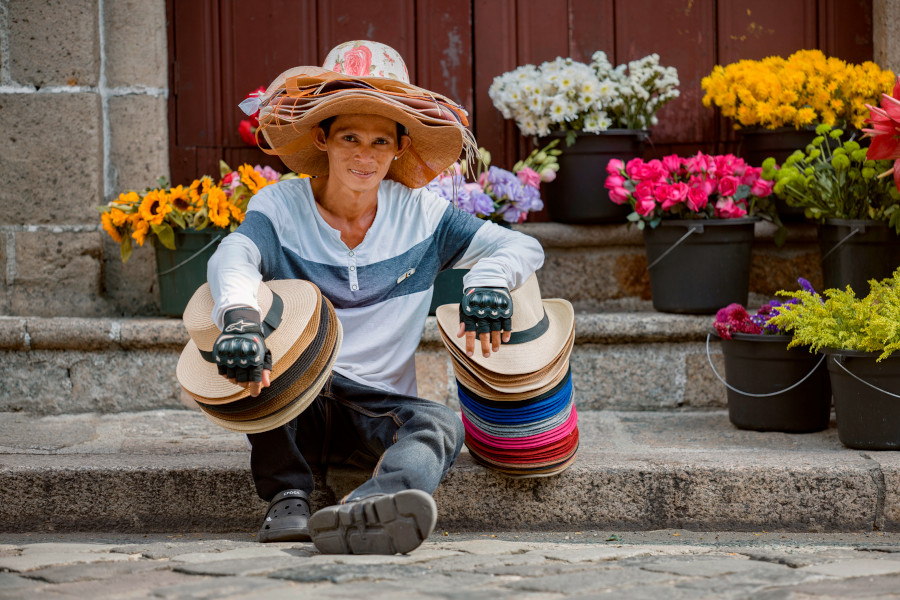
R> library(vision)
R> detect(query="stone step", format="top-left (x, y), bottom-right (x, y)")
top-left (0, 313), bottom-right (730, 415)
top-left (0, 409), bottom-right (893, 534)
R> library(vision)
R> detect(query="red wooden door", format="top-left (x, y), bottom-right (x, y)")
top-left (168, 0), bottom-right (874, 191)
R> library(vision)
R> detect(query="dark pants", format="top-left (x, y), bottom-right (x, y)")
top-left (247, 372), bottom-right (465, 503)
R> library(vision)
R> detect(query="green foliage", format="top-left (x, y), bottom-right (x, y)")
top-left (760, 124), bottom-right (900, 233)
top-left (769, 268), bottom-right (900, 361)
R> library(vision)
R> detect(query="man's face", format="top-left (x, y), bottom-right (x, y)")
top-left (316, 114), bottom-right (407, 194)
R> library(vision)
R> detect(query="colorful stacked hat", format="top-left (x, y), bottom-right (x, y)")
top-left (177, 280), bottom-right (342, 434)
top-left (435, 275), bottom-right (577, 477)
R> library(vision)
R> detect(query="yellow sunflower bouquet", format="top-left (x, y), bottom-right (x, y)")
top-left (99, 162), bottom-right (300, 262)
top-left (701, 49), bottom-right (895, 130)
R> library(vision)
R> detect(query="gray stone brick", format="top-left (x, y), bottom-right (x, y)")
top-left (0, 551), bottom-right (131, 573)
top-left (102, 236), bottom-right (161, 317)
top-left (415, 349), bottom-right (455, 407)
top-left (0, 93), bottom-right (102, 225)
top-left (108, 94), bottom-right (169, 196)
top-left (7, 0), bottom-right (100, 87)
top-left (684, 351), bottom-right (728, 408)
top-left (0, 350), bottom-right (73, 413)
top-left (13, 231), bottom-right (103, 311)
top-left (103, 0), bottom-right (167, 88)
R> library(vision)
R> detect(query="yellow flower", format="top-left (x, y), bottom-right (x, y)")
top-left (169, 185), bottom-right (192, 212)
top-left (113, 191), bottom-right (140, 207)
top-left (110, 207), bottom-right (129, 227)
top-left (139, 189), bottom-right (173, 226)
top-left (101, 212), bottom-right (123, 244)
top-left (130, 214), bottom-right (150, 246)
top-left (238, 164), bottom-right (271, 194)
top-left (205, 186), bottom-right (232, 228)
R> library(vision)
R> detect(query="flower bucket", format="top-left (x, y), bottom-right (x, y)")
top-left (643, 218), bottom-right (757, 314)
top-left (818, 219), bottom-right (900, 296)
top-left (154, 229), bottom-right (224, 317)
top-left (825, 349), bottom-right (900, 450)
top-left (708, 333), bottom-right (831, 432)
top-left (539, 130), bottom-right (648, 224)
top-left (429, 268), bottom-right (468, 316)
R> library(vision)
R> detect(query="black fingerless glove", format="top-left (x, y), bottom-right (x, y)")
top-left (459, 287), bottom-right (513, 335)
top-left (212, 308), bottom-right (272, 383)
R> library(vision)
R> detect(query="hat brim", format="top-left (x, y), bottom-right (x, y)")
top-left (436, 299), bottom-right (574, 375)
top-left (261, 94), bottom-right (464, 188)
top-left (177, 280), bottom-right (321, 400)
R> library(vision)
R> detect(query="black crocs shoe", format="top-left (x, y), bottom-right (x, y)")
top-left (308, 489), bottom-right (437, 555)
top-left (257, 489), bottom-right (311, 543)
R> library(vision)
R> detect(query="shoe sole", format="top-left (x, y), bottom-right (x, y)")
top-left (258, 527), bottom-right (311, 543)
top-left (308, 490), bottom-right (437, 555)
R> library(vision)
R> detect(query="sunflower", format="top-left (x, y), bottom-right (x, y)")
top-left (206, 186), bottom-right (233, 228)
top-left (139, 189), bottom-right (173, 226)
top-left (238, 164), bottom-right (271, 194)
top-left (131, 214), bottom-right (150, 246)
top-left (169, 185), bottom-right (192, 212)
top-left (101, 212), bottom-right (123, 244)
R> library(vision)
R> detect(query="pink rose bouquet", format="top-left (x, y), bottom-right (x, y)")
top-left (605, 152), bottom-right (782, 236)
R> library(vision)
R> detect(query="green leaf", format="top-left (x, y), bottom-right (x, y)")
top-left (626, 212), bottom-right (641, 222)
top-left (219, 160), bottom-right (233, 179)
top-left (120, 235), bottom-right (133, 263)
top-left (152, 223), bottom-right (176, 250)
top-left (565, 130), bottom-right (578, 147)
top-left (169, 211), bottom-right (186, 229)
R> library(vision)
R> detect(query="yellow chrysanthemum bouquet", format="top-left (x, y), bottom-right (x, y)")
top-left (701, 49), bottom-right (895, 130)
top-left (99, 162), bottom-right (300, 262)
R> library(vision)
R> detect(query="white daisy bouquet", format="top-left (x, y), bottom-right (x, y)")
top-left (489, 52), bottom-right (680, 145)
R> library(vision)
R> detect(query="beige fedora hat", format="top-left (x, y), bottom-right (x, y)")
top-left (435, 274), bottom-right (574, 376)
top-left (198, 310), bottom-right (343, 434)
top-left (250, 41), bottom-right (478, 189)
top-left (177, 280), bottom-right (320, 401)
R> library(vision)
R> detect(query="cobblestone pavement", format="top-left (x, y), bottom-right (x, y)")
top-left (3, 530), bottom-right (900, 599)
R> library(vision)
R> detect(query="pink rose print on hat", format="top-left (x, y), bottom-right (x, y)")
top-left (343, 44), bottom-right (373, 77)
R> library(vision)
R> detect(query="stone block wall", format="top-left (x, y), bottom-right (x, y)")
top-left (0, 0), bottom-right (168, 317)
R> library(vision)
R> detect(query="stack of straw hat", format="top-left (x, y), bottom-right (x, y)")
top-left (435, 275), bottom-right (577, 477)
top-left (177, 280), bottom-right (342, 434)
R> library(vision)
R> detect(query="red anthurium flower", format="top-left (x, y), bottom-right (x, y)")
top-left (864, 76), bottom-right (900, 190)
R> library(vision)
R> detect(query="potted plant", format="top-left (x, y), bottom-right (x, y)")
top-left (760, 123), bottom-right (900, 295)
top-left (489, 52), bottom-right (680, 223)
top-left (708, 278), bottom-right (831, 433)
top-left (604, 152), bottom-right (781, 313)
top-left (98, 162), bottom-right (299, 316)
top-left (424, 142), bottom-right (557, 314)
top-left (768, 269), bottom-right (900, 449)
top-left (702, 49), bottom-right (893, 164)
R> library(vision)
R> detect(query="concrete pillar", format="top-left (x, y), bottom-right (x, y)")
top-left (874, 0), bottom-right (900, 74)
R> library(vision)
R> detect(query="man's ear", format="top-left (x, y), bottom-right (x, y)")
top-left (395, 134), bottom-right (412, 158)
top-left (312, 126), bottom-right (328, 151)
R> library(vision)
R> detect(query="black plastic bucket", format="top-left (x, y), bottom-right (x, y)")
top-left (539, 129), bottom-right (648, 224)
top-left (429, 268), bottom-right (468, 316)
top-left (826, 349), bottom-right (900, 450)
top-left (643, 218), bottom-right (757, 314)
top-left (818, 219), bottom-right (900, 295)
top-left (711, 333), bottom-right (831, 432)
top-left (154, 229), bottom-right (224, 317)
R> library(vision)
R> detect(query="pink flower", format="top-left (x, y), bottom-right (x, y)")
top-left (715, 197), bottom-right (748, 219)
top-left (255, 165), bottom-right (280, 182)
top-left (516, 167), bottom-right (541, 188)
top-left (540, 168), bottom-right (557, 183)
top-left (605, 174), bottom-right (626, 189)
top-left (608, 185), bottom-right (630, 205)
top-left (658, 182), bottom-right (689, 210)
top-left (686, 153), bottom-right (715, 175)
top-left (717, 175), bottom-right (740, 197)
top-left (686, 187), bottom-right (708, 211)
top-left (607, 158), bottom-right (625, 176)
top-left (343, 45), bottom-right (373, 76)
top-left (661, 155), bottom-right (683, 174)
top-left (625, 158), bottom-right (647, 181)
top-left (626, 158), bottom-right (667, 183)
top-left (750, 178), bottom-right (774, 198)
top-left (689, 175), bottom-right (716, 196)
top-left (634, 194), bottom-right (657, 216)
top-left (741, 166), bottom-right (761, 186)
top-left (716, 303), bottom-right (750, 324)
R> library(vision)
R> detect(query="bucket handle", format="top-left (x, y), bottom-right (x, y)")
top-left (820, 226), bottom-right (862, 264)
top-left (830, 355), bottom-right (900, 399)
top-left (156, 234), bottom-right (224, 276)
top-left (646, 224), bottom-right (704, 271)
top-left (706, 333), bottom-right (826, 398)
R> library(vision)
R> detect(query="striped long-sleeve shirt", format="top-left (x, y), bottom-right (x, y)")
top-left (207, 177), bottom-right (544, 396)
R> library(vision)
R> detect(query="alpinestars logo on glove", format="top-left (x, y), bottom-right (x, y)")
top-left (225, 320), bottom-right (255, 333)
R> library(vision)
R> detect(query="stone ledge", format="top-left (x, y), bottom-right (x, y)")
top-left (0, 313), bottom-right (714, 352)
top-left (514, 221), bottom-right (818, 248)
top-left (0, 409), bottom-right (893, 533)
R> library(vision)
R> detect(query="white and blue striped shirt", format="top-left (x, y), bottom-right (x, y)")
top-left (208, 177), bottom-right (544, 396)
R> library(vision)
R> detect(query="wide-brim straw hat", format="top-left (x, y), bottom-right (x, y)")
top-left (177, 280), bottom-right (320, 401)
top-left (436, 274), bottom-right (574, 376)
top-left (248, 41), bottom-right (477, 189)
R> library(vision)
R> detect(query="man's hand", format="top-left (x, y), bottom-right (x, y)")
top-left (457, 287), bottom-right (513, 358)
top-left (212, 308), bottom-right (272, 397)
